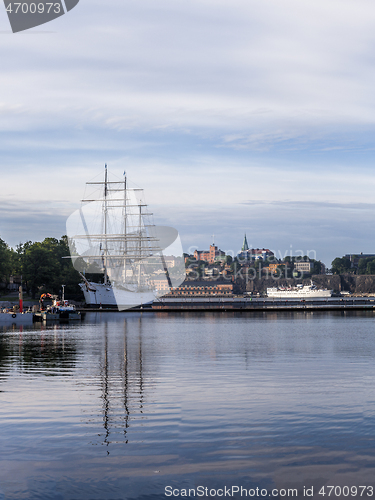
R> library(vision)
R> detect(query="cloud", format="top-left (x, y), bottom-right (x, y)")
top-left (240, 200), bottom-right (375, 211)
top-left (0, 201), bottom-right (69, 245)
top-left (154, 200), bottom-right (375, 266)
top-left (2, 0), bottom-right (375, 138)
top-left (1, 0), bottom-right (375, 265)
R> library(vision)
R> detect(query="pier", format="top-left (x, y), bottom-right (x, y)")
top-left (150, 296), bottom-right (375, 312)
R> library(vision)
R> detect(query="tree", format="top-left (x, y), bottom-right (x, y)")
top-left (331, 257), bottom-right (351, 275)
top-left (310, 259), bottom-right (322, 275)
top-left (21, 241), bottom-right (59, 298)
top-left (358, 258), bottom-right (368, 275)
top-left (0, 238), bottom-right (13, 286)
top-left (366, 259), bottom-right (375, 275)
top-left (17, 236), bottom-right (82, 299)
top-left (56, 236), bottom-right (82, 299)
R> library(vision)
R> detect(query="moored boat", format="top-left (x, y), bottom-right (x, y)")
top-left (66, 165), bottom-right (185, 310)
top-left (35, 293), bottom-right (82, 321)
top-left (54, 300), bottom-right (81, 320)
top-left (0, 311), bottom-right (34, 325)
top-left (267, 281), bottom-right (332, 299)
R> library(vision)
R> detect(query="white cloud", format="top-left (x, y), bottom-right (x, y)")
top-left (2, 0), bottom-right (375, 134)
top-left (1, 0), bottom-right (375, 262)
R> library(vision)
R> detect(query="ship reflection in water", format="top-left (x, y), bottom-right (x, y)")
top-left (1, 311), bottom-right (375, 499)
top-left (93, 316), bottom-right (150, 450)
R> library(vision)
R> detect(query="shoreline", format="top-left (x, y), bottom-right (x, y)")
top-left (76, 296), bottom-right (375, 313)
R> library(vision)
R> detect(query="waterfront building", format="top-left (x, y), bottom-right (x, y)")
top-left (294, 261), bottom-right (312, 274)
top-left (194, 244), bottom-right (226, 264)
top-left (204, 267), bottom-right (221, 277)
top-left (152, 278), bottom-right (234, 296)
top-left (263, 263), bottom-right (280, 274)
top-left (238, 247), bottom-right (274, 262)
top-left (163, 256), bottom-right (176, 268)
top-left (167, 281), bottom-right (233, 297)
top-left (237, 233), bottom-right (274, 261)
top-left (263, 262), bottom-right (291, 275)
top-left (151, 277), bottom-right (170, 292)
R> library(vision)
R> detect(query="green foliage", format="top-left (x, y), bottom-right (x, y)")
top-left (353, 257), bottom-right (375, 275)
top-left (185, 257), bottom-right (198, 268)
top-left (264, 255), bottom-right (277, 264)
top-left (366, 260), bottom-right (375, 275)
top-left (0, 238), bottom-right (14, 283)
top-left (331, 255), bottom-right (375, 275)
top-left (358, 258), bottom-right (368, 275)
top-left (275, 264), bottom-right (286, 274)
top-left (253, 260), bottom-right (263, 270)
top-left (310, 259), bottom-right (321, 275)
top-left (8, 236), bottom-right (83, 300)
top-left (230, 259), bottom-right (237, 272)
top-left (331, 257), bottom-right (351, 275)
top-left (275, 264), bottom-right (292, 278)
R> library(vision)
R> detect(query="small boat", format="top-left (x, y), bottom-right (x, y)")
top-left (38, 301), bottom-right (81, 321)
top-left (35, 293), bottom-right (81, 321)
top-left (36, 311), bottom-right (60, 322)
top-left (53, 300), bottom-right (81, 320)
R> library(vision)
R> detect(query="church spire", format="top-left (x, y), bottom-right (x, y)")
top-left (241, 234), bottom-right (249, 252)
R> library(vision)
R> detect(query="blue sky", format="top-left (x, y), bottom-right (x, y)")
top-left (1, 0), bottom-right (375, 266)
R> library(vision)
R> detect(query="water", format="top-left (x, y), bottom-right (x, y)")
top-left (1, 311), bottom-right (375, 499)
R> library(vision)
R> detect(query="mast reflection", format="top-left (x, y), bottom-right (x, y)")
top-left (97, 315), bottom-right (149, 451)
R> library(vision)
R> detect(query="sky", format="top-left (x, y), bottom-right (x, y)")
top-left (1, 0), bottom-right (375, 266)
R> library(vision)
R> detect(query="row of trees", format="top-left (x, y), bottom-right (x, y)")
top-left (331, 256), bottom-right (375, 275)
top-left (0, 236), bottom-right (83, 300)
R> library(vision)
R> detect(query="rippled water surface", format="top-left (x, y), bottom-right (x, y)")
top-left (1, 311), bottom-right (375, 499)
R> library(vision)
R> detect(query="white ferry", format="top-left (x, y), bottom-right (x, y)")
top-left (266, 281), bottom-right (332, 299)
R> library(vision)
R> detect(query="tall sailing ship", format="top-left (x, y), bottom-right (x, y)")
top-left (66, 166), bottom-right (185, 309)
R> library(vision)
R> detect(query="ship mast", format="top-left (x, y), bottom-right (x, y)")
top-left (138, 202), bottom-right (142, 287)
top-left (79, 166), bottom-right (160, 292)
top-left (104, 164), bottom-right (108, 285)
top-left (123, 171), bottom-right (127, 282)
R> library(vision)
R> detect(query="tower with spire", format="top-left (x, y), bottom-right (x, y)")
top-left (238, 232), bottom-right (274, 262)
top-left (241, 234), bottom-right (249, 252)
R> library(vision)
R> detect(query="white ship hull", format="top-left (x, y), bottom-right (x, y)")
top-left (79, 282), bottom-right (158, 309)
top-left (267, 287), bottom-right (332, 299)
top-left (67, 167), bottom-right (185, 310)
